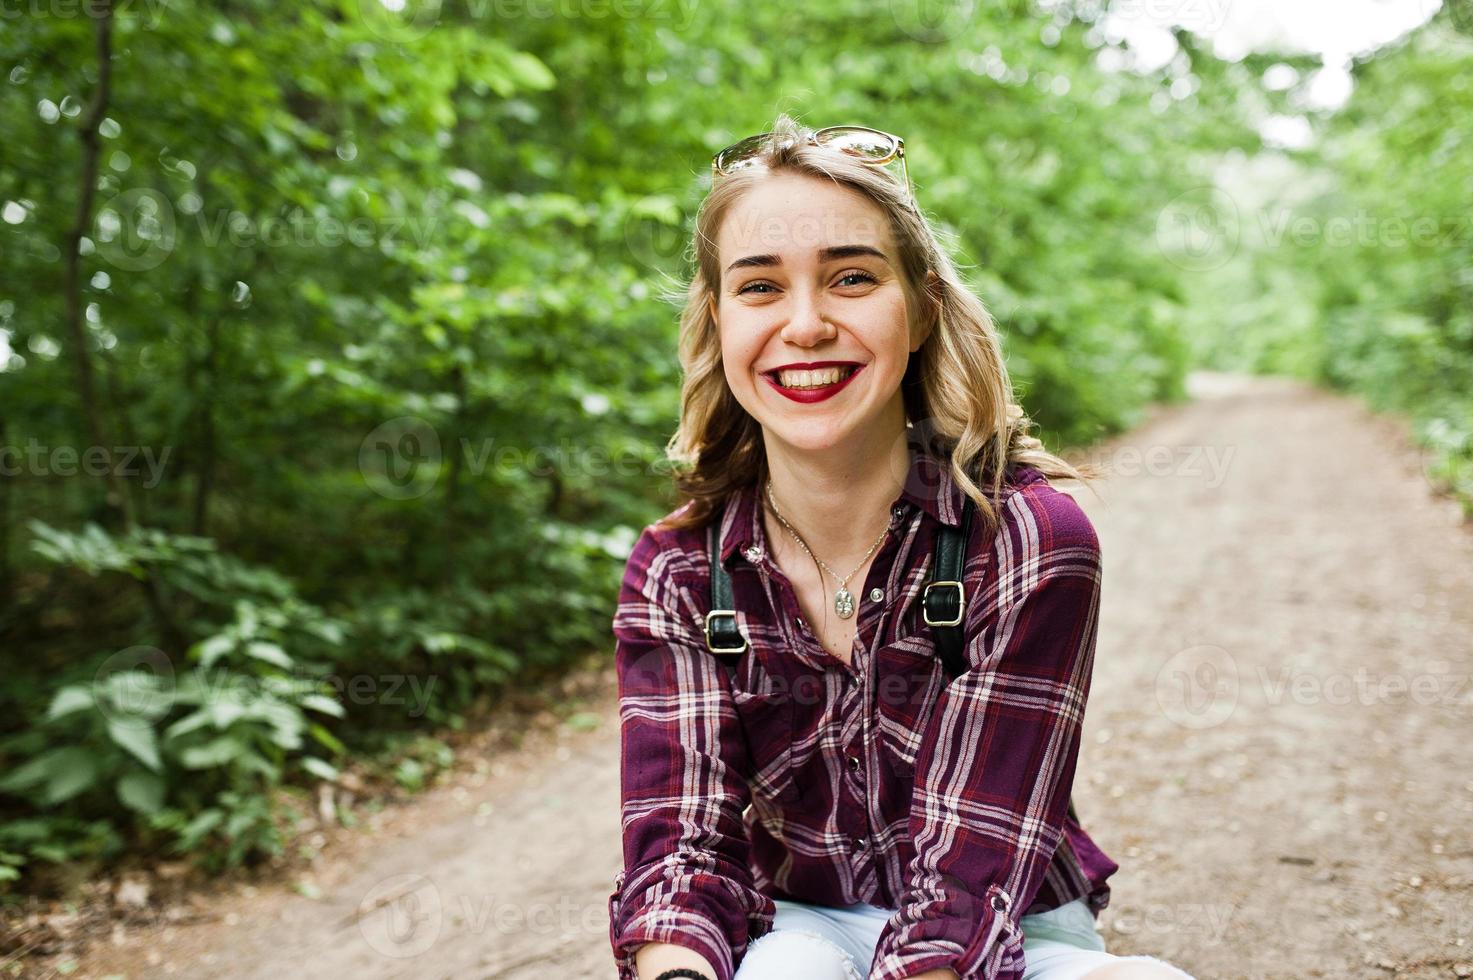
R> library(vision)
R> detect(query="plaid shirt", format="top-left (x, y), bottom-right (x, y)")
top-left (607, 427), bottom-right (1118, 980)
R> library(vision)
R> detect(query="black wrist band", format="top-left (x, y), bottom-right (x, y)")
top-left (654, 970), bottom-right (713, 980)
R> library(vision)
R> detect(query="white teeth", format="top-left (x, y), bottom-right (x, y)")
top-left (775, 366), bottom-right (857, 390)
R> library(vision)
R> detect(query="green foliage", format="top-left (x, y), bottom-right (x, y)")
top-left (22, 0), bottom-right (1444, 896)
top-left (1186, 16), bottom-right (1473, 514)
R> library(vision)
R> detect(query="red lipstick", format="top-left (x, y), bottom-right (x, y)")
top-left (761, 361), bottom-right (866, 404)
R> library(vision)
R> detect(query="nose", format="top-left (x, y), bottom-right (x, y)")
top-left (780, 288), bottom-right (837, 347)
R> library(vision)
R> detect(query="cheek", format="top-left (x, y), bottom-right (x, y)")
top-left (719, 323), bottom-right (762, 378)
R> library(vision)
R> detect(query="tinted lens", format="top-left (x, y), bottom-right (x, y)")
top-left (817, 127), bottom-right (897, 162)
top-left (714, 132), bottom-right (774, 174)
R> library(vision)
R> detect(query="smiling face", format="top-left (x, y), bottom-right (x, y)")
top-left (713, 173), bottom-right (930, 456)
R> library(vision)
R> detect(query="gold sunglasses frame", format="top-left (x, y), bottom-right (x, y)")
top-left (710, 125), bottom-right (912, 203)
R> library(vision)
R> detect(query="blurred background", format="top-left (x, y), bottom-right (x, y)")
top-left (1, 0), bottom-right (1470, 975)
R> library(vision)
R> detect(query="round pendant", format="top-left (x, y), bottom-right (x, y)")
top-left (834, 586), bottom-right (855, 619)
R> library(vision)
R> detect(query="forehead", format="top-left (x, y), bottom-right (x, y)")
top-left (715, 174), bottom-right (895, 263)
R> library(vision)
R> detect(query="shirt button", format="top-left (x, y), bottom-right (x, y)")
top-left (795, 615), bottom-right (808, 633)
top-left (990, 890), bottom-right (1012, 914)
top-left (869, 587), bottom-right (884, 602)
top-left (891, 505), bottom-right (904, 518)
top-left (847, 754), bottom-right (861, 772)
top-left (744, 545), bottom-right (763, 563)
top-left (851, 836), bottom-right (867, 851)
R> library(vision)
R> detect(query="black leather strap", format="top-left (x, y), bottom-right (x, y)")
top-left (705, 514), bottom-right (748, 657)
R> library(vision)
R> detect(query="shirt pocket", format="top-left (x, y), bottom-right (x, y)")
top-left (872, 634), bottom-right (945, 780)
top-left (730, 687), bottom-right (802, 805)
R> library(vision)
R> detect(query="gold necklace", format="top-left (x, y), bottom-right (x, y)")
top-left (765, 479), bottom-right (890, 620)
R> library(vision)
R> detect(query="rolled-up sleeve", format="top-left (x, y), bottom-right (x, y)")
top-left (870, 489), bottom-right (1105, 980)
top-left (607, 525), bottom-right (775, 980)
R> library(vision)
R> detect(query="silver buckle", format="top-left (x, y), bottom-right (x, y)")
top-left (922, 581), bottom-right (965, 627)
top-left (704, 609), bottom-right (749, 653)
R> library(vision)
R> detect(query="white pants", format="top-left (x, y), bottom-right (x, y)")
top-left (734, 895), bottom-right (1197, 980)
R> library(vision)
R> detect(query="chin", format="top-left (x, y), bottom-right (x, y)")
top-left (762, 418), bottom-right (856, 453)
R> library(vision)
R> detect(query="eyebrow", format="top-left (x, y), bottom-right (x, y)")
top-left (724, 244), bottom-right (890, 277)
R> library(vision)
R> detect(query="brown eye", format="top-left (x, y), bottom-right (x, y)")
top-left (836, 271), bottom-right (878, 287)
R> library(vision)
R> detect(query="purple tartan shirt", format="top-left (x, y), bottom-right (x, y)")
top-left (607, 428), bottom-right (1119, 980)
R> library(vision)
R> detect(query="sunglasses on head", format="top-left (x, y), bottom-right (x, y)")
top-left (711, 125), bottom-right (913, 203)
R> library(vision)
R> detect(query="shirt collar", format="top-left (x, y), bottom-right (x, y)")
top-left (718, 425), bottom-right (968, 569)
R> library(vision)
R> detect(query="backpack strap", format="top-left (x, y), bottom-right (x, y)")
top-left (923, 463), bottom-right (1081, 824)
top-left (922, 485), bottom-right (974, 681)
top-left (705, 505), bottom-right (749, 659)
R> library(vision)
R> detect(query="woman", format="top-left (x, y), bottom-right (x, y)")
top-left (607, 114), bottom-right (1196, 980)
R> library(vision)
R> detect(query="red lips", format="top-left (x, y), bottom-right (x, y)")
top-left (761, 362), bottom-right (866, 404)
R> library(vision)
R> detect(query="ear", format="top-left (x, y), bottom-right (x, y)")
top-left (912, 269), bottom-right (941, 351)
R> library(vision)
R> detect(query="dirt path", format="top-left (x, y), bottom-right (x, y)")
top-left (69, 371), bottom-right (1473, 979)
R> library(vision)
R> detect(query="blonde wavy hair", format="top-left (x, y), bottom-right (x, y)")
top-left (657, 112), bottom-right (1100, 535)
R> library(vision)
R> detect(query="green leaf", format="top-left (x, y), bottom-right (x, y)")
top-left (195, 634), bottom-right (235, 670)
top-left (46, 686), bottom-right (95, 721)
top-left (245, 641), bottom-right (293, 669)
top-left (308, 722), bottom-right (347, 756)
top-left (40, 748), bottom-right (101, 806)
top-left (300, 694), bottom-right (345, 718)
top-left (117, 771), bottom-right (166, 815)
top-left (300, 756), bottom-right (339, 782)
top-left (107, 719), bottom-right (163, 772)
top-left (177, 809), bottom-right (224, 850)
top-left (180, 737), bottom-right (245, 769)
